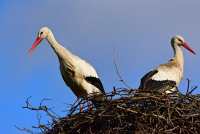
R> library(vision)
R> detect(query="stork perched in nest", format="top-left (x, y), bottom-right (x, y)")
top-left (139, 35), bottom-right (196, 94)
top-left (29, 27), bottom-right (105, 108)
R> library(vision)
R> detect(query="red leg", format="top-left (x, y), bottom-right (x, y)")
top-left (79, 104), bottom-right (83, 112)
top-left (88, 101), bottom-right (93, 112)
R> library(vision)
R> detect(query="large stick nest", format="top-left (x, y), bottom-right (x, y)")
top-left (45, 85), bottom-right (200, 134)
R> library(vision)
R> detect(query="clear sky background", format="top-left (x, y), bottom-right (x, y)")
top-left (1, 0), bottom-right (200, 133)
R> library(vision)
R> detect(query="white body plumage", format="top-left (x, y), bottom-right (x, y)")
top-left (30, 27), bottom-right (105, 104)
top-left (139, 35), bottom-right (195, 94)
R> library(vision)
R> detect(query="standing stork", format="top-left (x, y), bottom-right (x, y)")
top-left (139, 35), bottom-right (196, 94)
top-left (29, 27), bottom-right (105, 108)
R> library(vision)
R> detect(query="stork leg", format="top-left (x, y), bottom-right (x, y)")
top-left (87, 101), bottom-right (93, 112)
top-left (79, 104), bottom-right (83, 113)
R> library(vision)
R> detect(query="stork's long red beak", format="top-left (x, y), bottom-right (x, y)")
top-left (183, 42), bottom-right (196, 55)
top-left (29, 37), bottom-right (43, 53)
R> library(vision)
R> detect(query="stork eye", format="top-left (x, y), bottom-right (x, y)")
top-left (177, 38), bottom-right (182, 42)
top-left (40, 32), bottom-right (43, 35)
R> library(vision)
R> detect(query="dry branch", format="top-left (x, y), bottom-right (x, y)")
top-left (45, 85), bottom-right (200, 134)
top-left (20, 80), bottom-right (200, 134)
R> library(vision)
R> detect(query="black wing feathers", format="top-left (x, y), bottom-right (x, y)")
top-left (139, 70), bottom-right (158, 89)
top-left (85, 77), bottom-right (105, 94)
top-left (144, 79), bottom-right (176, 92)
top-left (139, 70), bottom-right (177, 93)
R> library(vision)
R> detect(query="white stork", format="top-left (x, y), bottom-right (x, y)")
top-left (29, 27), bottom-right (105, 107)
top-left (139, 35), bottom-right (196, 94)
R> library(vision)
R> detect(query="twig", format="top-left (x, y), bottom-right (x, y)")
top-left (113, 49), bottom-right (131, 88)
top-left (22, 97), bottom-right (58, 120)
top-left (15, 126), bottom-right (34, 134)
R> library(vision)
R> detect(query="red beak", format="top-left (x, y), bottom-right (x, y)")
top-left (28, 37), bottom-right (43, 53)
top-left (183, 42), bottom-right (196, 55)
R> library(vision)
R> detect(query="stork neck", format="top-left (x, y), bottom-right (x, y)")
top-left (172, 43), bottom-right (184, 69)
top-left (46, 31), bottom-right (74, 61)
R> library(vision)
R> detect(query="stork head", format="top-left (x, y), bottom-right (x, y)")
top-left (171, 35), bottom-right (196, 55)
top-left (29, 27), bottom-right (50, 52)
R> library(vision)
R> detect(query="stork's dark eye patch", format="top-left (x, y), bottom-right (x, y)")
top-left (40, 32), bottom-right (43, 35)
top-left (177, 38), bottom-right (182, 42)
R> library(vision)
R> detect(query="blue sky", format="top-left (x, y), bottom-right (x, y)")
top-left (1, 0), bottom-right (200, 133)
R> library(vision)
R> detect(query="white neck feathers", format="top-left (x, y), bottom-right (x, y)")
top-left (46, 30), bottom-right (74, 62)
top-left (172, 43), bottom-right (184, 71)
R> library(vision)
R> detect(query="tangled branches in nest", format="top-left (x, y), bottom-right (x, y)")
top-left (20, 80), bottom-right (200, 134)
top-left (44, 83), bottom-right (200, 134)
